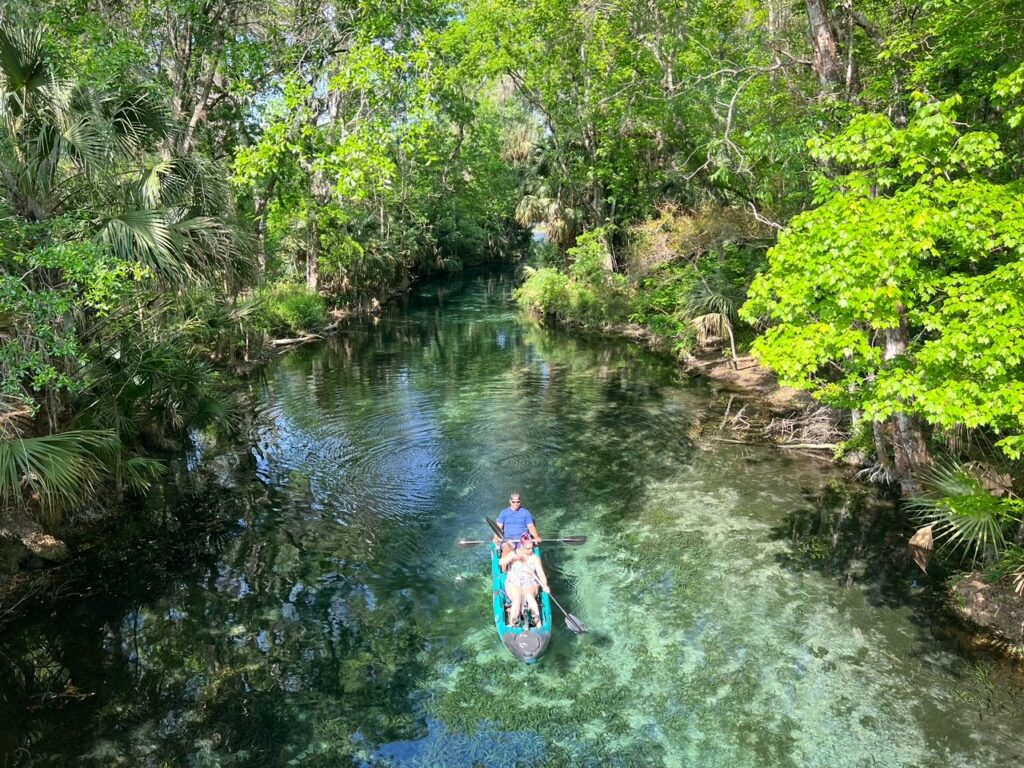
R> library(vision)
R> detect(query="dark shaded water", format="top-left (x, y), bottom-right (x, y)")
top-left (2, 270), bottom-right (1023, 767)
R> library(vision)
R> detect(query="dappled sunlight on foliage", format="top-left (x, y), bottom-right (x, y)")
top-left (625, 204), bottom-right (773, 277)
top-left (516, 230), bottom-right (632, 328)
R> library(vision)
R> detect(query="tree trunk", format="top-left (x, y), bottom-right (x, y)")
top-left (872, 418), bottom-right (896, 482)
top-left (805, 0), bottom-right (845, 93)
top-left (253, 175), bottom-right (277, 284)
top-left (305, 216), bottom-right (319, 293)
top-left (882, 315), bottom-right (930, 492)
top-left (165, 2), bottom-right (234, 154)
top-left (842, 6), bottom-right (859, 97)
top-left (891, 412), bottom-right (929, 491)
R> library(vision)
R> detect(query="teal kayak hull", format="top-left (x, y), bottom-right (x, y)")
top-left (491, 543), bottom-right (553, 664)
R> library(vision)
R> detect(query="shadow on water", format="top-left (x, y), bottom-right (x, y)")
top-left (0, 477), bottom-right (251, 762)
top-left (0, 456), bottom-right (441, 767)
top-left (768, 480), bottom-right (919, 608)
top-left (769, 477), bottom-right (1024, 686)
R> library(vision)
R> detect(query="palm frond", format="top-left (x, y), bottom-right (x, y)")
top-left (515, 194), bottom-right (554, 228)
top-left (120, 455), bottom-right (166, 494)
top-left (1, 70), bottom-right (109, 217)
top-left (686, 277), bottom-right (739, 319)
top-left (225, 295), bottom-right (262, 324)
top-left (190, 391), bottom-right (237, 434)
top-left (685, 276), bottom-right (742, 360)
top-left (690, 311), bottom-right (732, 347)
top-left (0, 26), bottom-right (50, 96)
top-left (0, 429), bottom-right (119, 525)
top-left (906, 458), bottom-right (1021, 565)
top-left (165, 154), bottom-right (230, 213)
top-left (547, 211), bottom-right (578, 248)
top-left (135, 157), bottom-right (175, 208)
top-left (503, 124), bottom-right (538, 165)
top-left (0, 394), bottom-right (34, 441)
top-left (98, 208), bottom-right (182, 282)
top-left (107, 89), bottom-right (169, 155)
top-left (45, 90), bottom-right (108, 172)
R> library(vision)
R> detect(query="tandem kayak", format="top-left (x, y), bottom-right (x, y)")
top-left (491, 543), bottom-right (553, 664)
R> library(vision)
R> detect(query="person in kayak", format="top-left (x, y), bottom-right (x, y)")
top-left (499, 533), bottom-right (550, 627)
top-left (493, 492), bottom-right (543, 559)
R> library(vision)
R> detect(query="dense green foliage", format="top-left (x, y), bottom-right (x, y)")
top-left (907, 459), bottom-right (1023, 565)
top-left (516, 230), bottom-right (632, 327)
top-left (257, 283), bottom-right (330, 337)
top-left (0, 21), bottom-right (243, 522)
top-left (0, 2), bottom-right (530, 530)
top-left (743, 99), bottom-right (1024, 460)
top-left (3, 0), bottom-right (1024, 570)
top-left (496, 0), bottom-right (1024, 563)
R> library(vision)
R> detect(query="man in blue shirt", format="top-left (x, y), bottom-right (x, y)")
top-left (494, 492), bottom-right (543, 558)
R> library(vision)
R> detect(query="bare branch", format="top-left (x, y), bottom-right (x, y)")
top-left (747, 201), bottom-right (784, 232)
top-left (848, 8), bottom-right (885, 45)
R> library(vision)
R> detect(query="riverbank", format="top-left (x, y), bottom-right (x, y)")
top-left (600, 321), bottom-right (850, 458)
top-left (0, 298), bottom-right (370, 581)
top-left (673, 347), bottom-right (1024, 661)
top-left (0, 268), bottom-right (484, 614)
top-left (951, 573), bottom-right (1024, 659)
top-left (681, 353), bottom-right (813, 411)
top-left (600, 315), bottom-right (1024, 660)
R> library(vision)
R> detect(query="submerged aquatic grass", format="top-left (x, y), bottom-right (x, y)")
top-left (419, 460), bottom-right (1024, 768)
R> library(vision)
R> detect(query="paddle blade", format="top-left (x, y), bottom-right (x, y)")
top-left (457, 538), bottom-right (484, 548)
top-left (557, 535), bottom-right (587, 545)
top-left (564, 613), bottom-right (589, 634)
top-left (485, 516), bottom-right (504, 539)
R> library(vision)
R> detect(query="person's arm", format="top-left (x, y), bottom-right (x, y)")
top-left (500, 548), bottom-right (521, 569)
top-left (532, 555), bottom-right (550, 592)
top-left (527, 520), bottom-right (542, 543)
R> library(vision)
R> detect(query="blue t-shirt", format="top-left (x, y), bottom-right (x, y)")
top-left (497, 506), bottom-right (534, 541)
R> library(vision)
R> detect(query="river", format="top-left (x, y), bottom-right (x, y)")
top-left (2, 269), bottom-right (1023, 767)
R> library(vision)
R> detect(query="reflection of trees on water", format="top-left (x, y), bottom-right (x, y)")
top-left (0, 483), bottom-right (245, 762)
top-left (0, 468), bottom-right (435, 765)
top-left (267, 273), bottom-right (526, 416)
top-left (263, 270), bottom-right (699, 515)
top-left (517, 325), bottom-right (698, 523)
top-left (770, 481), bottom-right (918, 608)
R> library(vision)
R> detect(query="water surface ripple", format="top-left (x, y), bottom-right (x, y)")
top-left (2, 270), bottom-right (1023, 767)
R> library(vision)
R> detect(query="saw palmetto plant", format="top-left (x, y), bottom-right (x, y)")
top-left (687, 276), bottom-right (741, 363)
top-left (906, 458), bottom-right (1022, 567)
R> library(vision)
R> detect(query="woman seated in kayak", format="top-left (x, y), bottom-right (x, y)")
top-left (500, 533), bottom-right (550, 627)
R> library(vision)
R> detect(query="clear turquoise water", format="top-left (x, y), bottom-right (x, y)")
top-left (2, 270), bottom-right (1023, 767)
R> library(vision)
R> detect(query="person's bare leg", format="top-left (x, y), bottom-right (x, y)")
top-left (524, 590), bottom-right (540, 627)
top-left (507, 588), bottom-right (523, 626)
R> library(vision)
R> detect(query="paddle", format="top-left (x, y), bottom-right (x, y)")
top-left (485, 516), bottom-right (589, 634)
top-left (547, 593), bottom-right (588, 634)
top-left (457, 535), bottom-right (587, 547)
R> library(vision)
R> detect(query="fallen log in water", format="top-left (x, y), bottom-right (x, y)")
top-left (271, 333), bottom-right (323, 348)
top-left (775, 443), bottom-right (840, 450)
